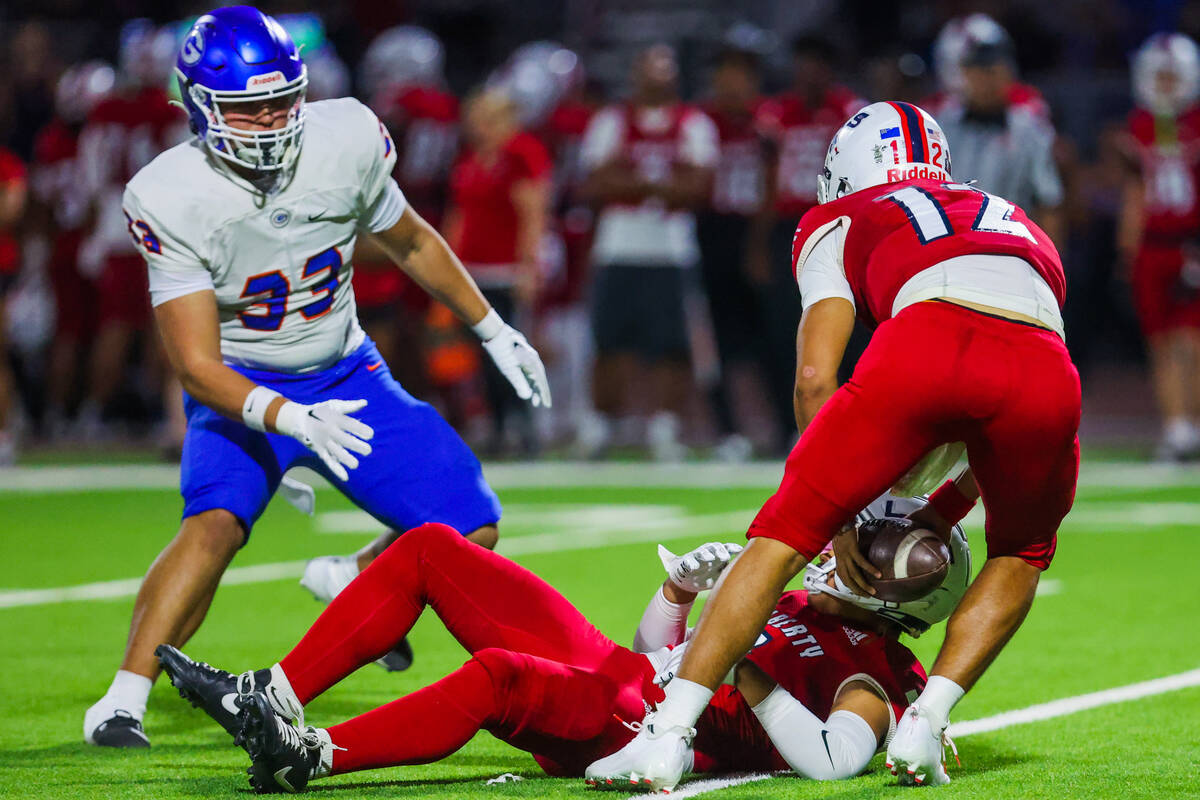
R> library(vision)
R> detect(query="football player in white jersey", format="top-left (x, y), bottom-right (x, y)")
top-left (83, 5), bottom-right (550, 748)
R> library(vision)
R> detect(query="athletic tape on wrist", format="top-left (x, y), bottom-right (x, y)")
top-left (242, 385), bottom-right (283, 432)
top-left (471, 308), bottom-right (505, 341)
top-left (928, 479), bottom-right (975, 524)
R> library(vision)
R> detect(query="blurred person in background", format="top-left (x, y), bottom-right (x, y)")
top-left (698, 45), bottom-right (769, 462)
top-left (1120, 33), bottom-right (1200, 461)
top-left (76, 21), bottom-right (186, 445)
top-left (355, 27), bottom-right (458, 391)
top-left (933, 16), bottom-right (1065, 246)
top-left (577, 43), bottom-right (718, 461)
top-left (496, 42), bottom-right (598, 446)
top-left (30, 61), bottom-right (116, 440)
top-left (754, 36), bottom-right (863, 455)
top-left (5, 21), bottom-right (57, 160)
top-left (445, 88), bottom-right (552, 456)
top-left (0, 145), bottom-right (28, 464)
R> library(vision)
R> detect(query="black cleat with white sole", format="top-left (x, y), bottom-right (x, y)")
top-left (90, 710), bottom-right (150, 748)
top-left (376, 637), bottom-right (414, 672)
top-left (156, 644), bottom-right (271, 738)
top-left (236, 692), bottom-right (321, 794)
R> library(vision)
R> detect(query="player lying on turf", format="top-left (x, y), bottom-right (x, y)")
top-left (594, 99), bottom-right (1079, 790)
top-left (85, 6), bottom-right (551, 748)
top-left (157, 494), bottom-right (969, 793)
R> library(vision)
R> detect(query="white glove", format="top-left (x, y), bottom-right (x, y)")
top-left (658, 542), bottom-right (744, 593)
top-left (654, 640), bottom-right (688, 688)
top-left (473, 310), bottom-right (552, 407)
top-left (275, 399), bottom-right (374, 482)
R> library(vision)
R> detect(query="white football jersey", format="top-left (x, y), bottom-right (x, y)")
top-left (123, 98), bottom-right (403, 373)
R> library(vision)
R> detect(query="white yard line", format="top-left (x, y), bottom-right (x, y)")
top-left (0, 509), bottom-right (756, 610)
top-left (5, 460), bottom-right (1200, 493)
top-left (625, 667), bottom-right (1200, 799)
top-left (946, 667), bottom-right (1200, 737)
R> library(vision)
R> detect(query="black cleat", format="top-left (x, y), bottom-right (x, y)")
top-left (89, 711), bottom-right (150, 748)
top-left (376, 637), bottom-right (414, 672)
top-left (237, 693), bottom-right (324, 794)
top-left (156, 644), bottom-right (270, 738)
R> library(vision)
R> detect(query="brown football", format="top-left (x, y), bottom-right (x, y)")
top-left (855, 518), bottom-right (951, 602)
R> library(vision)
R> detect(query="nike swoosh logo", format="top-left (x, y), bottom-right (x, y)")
top-left (307, 210), bottom-right (354, 223)
top-left (220, 693), bottom-right (241, 717)
top-left (821, 729), bottom-right (835, 768)
top-left (365, 361), bottom-right (383, 372)
top-left (274, 766), bottom-right (295, 791)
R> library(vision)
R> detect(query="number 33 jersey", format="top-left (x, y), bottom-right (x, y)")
top-left (122, 98), bottom-right (402, 373)
top-left (791, 179), bottom-right (1066, 330)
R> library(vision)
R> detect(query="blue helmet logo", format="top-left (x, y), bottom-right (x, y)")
top-left (181, 28), bottom-right (205, 66)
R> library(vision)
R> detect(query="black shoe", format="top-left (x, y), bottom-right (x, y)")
top-left (236, 693), bottom-right (322, 794)
top-left (90, 710), bottom-right (150, 748)
top-left (156, 644), bottom-right (271, 737)
top-left (375, 637), bottom-right (414, 672)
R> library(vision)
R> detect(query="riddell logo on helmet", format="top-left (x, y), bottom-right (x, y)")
top-left (246, 71), bottom-right (286, 89)
top-left (887, 165), bottom-right (949, 182)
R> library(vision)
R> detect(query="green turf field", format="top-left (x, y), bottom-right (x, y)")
top-left (1, 460), bottom-right (1198, 799)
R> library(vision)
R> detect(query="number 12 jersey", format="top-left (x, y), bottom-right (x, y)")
top-left (791, 179), bottom-right (1066, 330)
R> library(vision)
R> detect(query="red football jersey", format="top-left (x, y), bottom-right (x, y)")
top-left (756, 87), bottom-right (864, 218)
top-left (80, 87), bottom-right (180, 190)
top-left (1127, 106), bottom-right (1200, 242)
top-left (450, 131), bottom-right (552, 267)
top-left (792, 179), bottom-right (1065, 329)
top-left (0, 147), bottom-right (26, 275)
top-left (540, 100), bottom-right (596, 205)
top-left (373, 85), bottom-right (459, 224)
top-left (32, 118), bottom-right (89, 232)
top-left (692, 590), bottom-right (926, 773)
top-left (706, 101), bottom-right (768, 216)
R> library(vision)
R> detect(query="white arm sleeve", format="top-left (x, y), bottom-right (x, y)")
top-left (148, 268), bottom-right (216, 307)
top-left (797, 226), bottom-right (854, 312)
top-left (751, 686), bottom-right (878, 780)
top-left (579, 107), bottom-right (624, 171)
top-left (678, 111), bottom-right (719, 168)
top-left (364, 178), bottom-right (408, 233)
top-left (632, 585), bottom-right (693, 653)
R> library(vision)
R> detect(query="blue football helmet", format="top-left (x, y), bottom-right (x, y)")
top-left (176, 6), bottom-right (308, 174)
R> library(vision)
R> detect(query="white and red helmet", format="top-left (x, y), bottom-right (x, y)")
top-left (1133, 32), bottom-right (1200, 117)
top-left (359, 26), bottom-right (444, 99)
top-left (818, 101), bottom-right (952, 204)
top-left (803, 493), bottom-right (972, 638)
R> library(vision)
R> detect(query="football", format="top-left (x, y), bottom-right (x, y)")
top-left (856, 517), bottom-right (951, 602)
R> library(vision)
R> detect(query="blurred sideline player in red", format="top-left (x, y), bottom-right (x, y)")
top-left (352, 26), bottom-right (458, 389)
top-left (577, 43), bottom-right (718, 461)
top-left (76, 21), bottom-right (187, 444)
top-left (30, 61), bottom-right (115, 440)
top-left (157, 494), bottom-right (970, 793)
top-left (698, 43), bottom-right (769, 462)
top-left (590, 100), bottom-right (1078, 790)
top-left (0, 145), bottom-right (28, 464)
top-left (496, 42), bottom-right (599, 446)
top-left (445, 88), bottom-right (552, 456)
top-left (1119, 33), bottom-right (1200, 461)
top-left (753, 36), bottom-right (863, 454)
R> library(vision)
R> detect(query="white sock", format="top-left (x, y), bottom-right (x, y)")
top-left (86, 670), bottom-right (153, 735)
top-left (914, 675), bottom-right (965, 731)
top-left (1165, 417), bottom-right (1199, 448)
top-left (653, 678), bottom-right (713, 731)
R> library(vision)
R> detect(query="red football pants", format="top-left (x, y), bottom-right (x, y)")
top-left (750, 300), bottom-right (1080, 569)
top-left (278, 524), bottom-right (656, 777)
